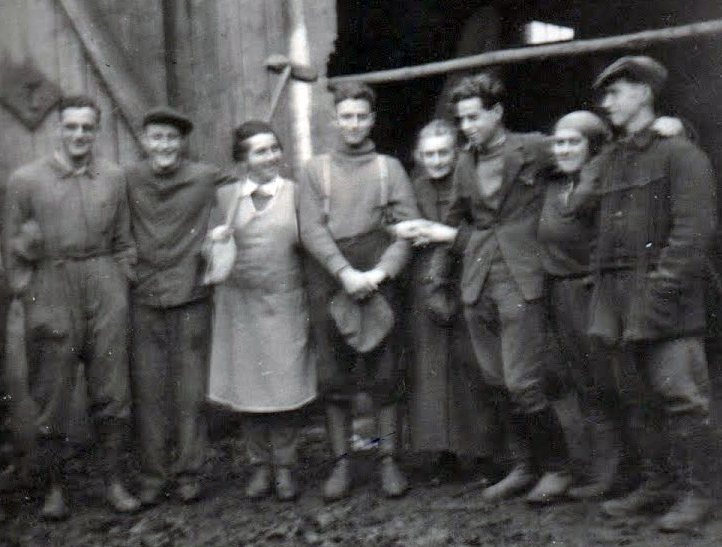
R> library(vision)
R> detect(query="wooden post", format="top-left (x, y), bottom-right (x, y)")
top-left (287, 0), bottom-right (313, 173)
top-left (329, 18), bottom-right (722, 85)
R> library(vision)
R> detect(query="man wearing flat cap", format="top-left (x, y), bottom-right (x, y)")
top-left (590, 56), bottom-right (717, 532)
top-left (3, 95), bottom-right (140, 519)
top-left (125, 106), bottom-right (234, 506)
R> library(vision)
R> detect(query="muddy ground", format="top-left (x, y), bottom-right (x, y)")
top-left (2, 421), bottom-right (722, 547)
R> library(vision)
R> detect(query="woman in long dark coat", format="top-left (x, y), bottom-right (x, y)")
top-left (405, 120), bottom-right (497, 473)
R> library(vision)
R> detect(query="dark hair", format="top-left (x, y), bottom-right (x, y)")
top-left (232, 120), bottom-right (282, 162)
top-left (330, 81), bottom-right (376, 111)
top-left (448, 73), bottom-right (504, 111)
top-left (58, 95), bottom-right (101, 121)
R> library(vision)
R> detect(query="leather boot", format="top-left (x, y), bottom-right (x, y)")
top-left (275, 467), bottom-right (297, 501)
top-left (526, 471), bottom-right (573, 504)
top-left (568, 417), bottom-right (622, 499)
top-left (483, 412), bottom-right (536, 501)
top-left (98, 418), bottom-right (140, 514)
top-left (657, 415), bottom-right (714, 532)
top-left (323, 404), bottom-right (352, 501)
top-left (377, 404), bottom-right (408, 498)
top-left (245, 465), bottom-right (272, 499)
top-left (601, 475), bottom-right (674, 518)
top-left (41, 483), bottom-right (70, 521)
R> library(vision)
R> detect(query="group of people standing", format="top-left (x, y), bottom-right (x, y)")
top-left (0, 53), bottom-right (717, 535)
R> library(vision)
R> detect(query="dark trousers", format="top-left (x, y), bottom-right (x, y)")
top-left (130, 298), bottom-right (211, 488)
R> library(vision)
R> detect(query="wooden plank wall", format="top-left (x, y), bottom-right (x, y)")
top-left (0, 0), bottom-right (157, 195)
top-left (170, 0), bottom-right (293, 172)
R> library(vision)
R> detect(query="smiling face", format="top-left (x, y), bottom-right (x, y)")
top-left (245, 132), bottom-right (283, 183)
top-left (418, 134), bottom-right (456, 180)
top-left (142, 123), bottom-right (184, 172)
top-left (552, 128), bottom-right (590, 174)
top-left (334, 98), bottom-right (375, 146)
top-left (600, 78), bottom-right (649, 130)
top-left (454, 97), bottom-right (503, 148)
top-left (59, 107), bottom-right (98, 163)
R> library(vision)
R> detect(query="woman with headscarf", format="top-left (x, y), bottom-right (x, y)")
top-left (207, 121), bottom-right (316, 502)
top-left (405, 119), bottom-right (497, 477)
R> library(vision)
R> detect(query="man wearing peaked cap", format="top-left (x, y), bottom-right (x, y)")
top-left (125, 106), bottom-right (235, 506)
top-left (142, 106), bottom-right (194, 135)
top-left (593, 55), bottom-right (668, 94)
top-left (589, 57), bottom-right (717, 532)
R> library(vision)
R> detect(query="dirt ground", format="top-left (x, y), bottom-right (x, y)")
top-left (2, 425), bottom-right (722, 547)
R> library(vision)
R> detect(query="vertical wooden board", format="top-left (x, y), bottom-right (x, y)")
top-left (54, 0), bottom-right (88, 93)
top-left (0, 0), bottom-right (28, 62)
top-left (171, 0), bottom-right (199, 157)
top-left (238, 0), bottom-right (271, 120)
top-left (116, 115), bottom-right (140, 166)
top-left (26, 0), bottom-right (60, 158)
top-left (84, 63), bottom-right (120, 163)
top-left (215, 0), bottom-right (243, 166)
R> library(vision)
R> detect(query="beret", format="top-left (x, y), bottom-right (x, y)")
top-left (593, 56), bottom-right (668, 94)
top-left (142, 106), bottom-right (194, 134)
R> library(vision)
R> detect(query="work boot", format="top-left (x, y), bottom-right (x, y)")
top-left (275, 467), bottom-right (297, 501)
top-left (657, 492), bottom-right (713, 533)
top-left (380, 456), bottom-right (409, 498)
top-left (177, 477), bottom-right (202, 504)
top-left (41, 484), bottom-right (70, 521)
top-left (482, 464), bottom-right (536, 502)
top-left (245, 465), bottom-right (272, 500)
top-left (106, 480), bottom-right (140, 513)
top-left (139, 482), bottom-right (165, 507)
top-left (568, 417), bottom-right (622, 500)
top-left (526, 471), bottom-right (573, 504)
top-left (601, 477), bottom-right (674, 518)
top-left (323, 457), bottom-right (351, 501)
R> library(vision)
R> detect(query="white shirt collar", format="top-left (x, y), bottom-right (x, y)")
top-left (240, 175), bottom-right (282, 198)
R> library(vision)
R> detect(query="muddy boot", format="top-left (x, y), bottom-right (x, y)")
top-left (246, 465), bottom-right (272, 499)
top-left (41, 484), bottom-right (70, 521)
top-left (657, 415), bottom-right (714, 533)
top-left (139, 480), bottom-right (165, 507)
top-left (568, 416), bottom-right (621, 500)
top-left (323, 403), bottom-right (352, 501)
top-left (377, 404), bottom-right (408, 498)
top-left (275, 467), bottom-right (297, 502)
top-left (526, 471), bottom-right (573, 504)
top-left (177, 476), bottom-right (202, 504)
top-left (483, 412), bottom-right (535, 501)
top-left (99, 418), bottom-right (140, 514)
top-left (601, 475), bottom-right (674, 518)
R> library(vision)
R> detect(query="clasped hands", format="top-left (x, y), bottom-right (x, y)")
top-left (338, 266), bottom-right (387, 301)
top-left (391, 219), bottom-right (458, 246)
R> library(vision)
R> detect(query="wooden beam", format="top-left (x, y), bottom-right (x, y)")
top-left (56, 0), bottom-right (158, 142)
top-left (329, 18), bottom-right (722, 85)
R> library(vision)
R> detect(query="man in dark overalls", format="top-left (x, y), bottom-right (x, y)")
top-left (591, 56), bottom-right (717, 533)
top-left (3, 95), bottom-right (139, 519)
top-left (299, 82), bottom-right (419, 500)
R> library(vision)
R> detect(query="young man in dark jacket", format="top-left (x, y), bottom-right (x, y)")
top-left (420, 73), bottom-right (571, 503)
top-left (591, 56), bottom-right (717, 532)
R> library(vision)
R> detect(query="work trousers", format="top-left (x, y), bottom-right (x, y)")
top-left (244, 411), bottom-right (299, 468)
top-left (463, 254), bottom-right (548, 414)
top-left (130, 298), bottom-right (211, 489)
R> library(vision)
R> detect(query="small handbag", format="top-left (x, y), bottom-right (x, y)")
top-left (202, 187), bottom-right (244, 285)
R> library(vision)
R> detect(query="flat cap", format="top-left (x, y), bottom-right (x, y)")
top-left (593, 56), bottom-right (668, 93)
top-left (142, 106), bottom-right (194, 134)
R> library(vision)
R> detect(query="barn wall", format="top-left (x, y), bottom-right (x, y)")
top-left (0, 0), bottom-right (162, 193)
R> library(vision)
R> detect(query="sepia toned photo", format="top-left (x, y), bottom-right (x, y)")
top-left (1, 1), bottom-right (722, 545)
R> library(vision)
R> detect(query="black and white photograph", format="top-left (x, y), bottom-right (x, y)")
top-left (1, 1), bottom-right (722, 545)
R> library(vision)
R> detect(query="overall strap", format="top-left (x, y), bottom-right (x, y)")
top-left (377, 154), bottom-right (390, 222)
top-left (321, 154), bottom-right (332, 223)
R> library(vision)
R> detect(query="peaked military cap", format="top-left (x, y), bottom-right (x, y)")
top-left (142, 106), bottom-right (194, 135)
top-left (593, 56), bottom-right (668, 94)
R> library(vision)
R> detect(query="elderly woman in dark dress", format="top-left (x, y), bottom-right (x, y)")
top-left (405, 120), bottom-right (497, 475)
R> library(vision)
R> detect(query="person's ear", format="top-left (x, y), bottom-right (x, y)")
top-left (368, 111), bottom-right (376, 127)
top-left (492, 103), bottom-right (504, 122)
